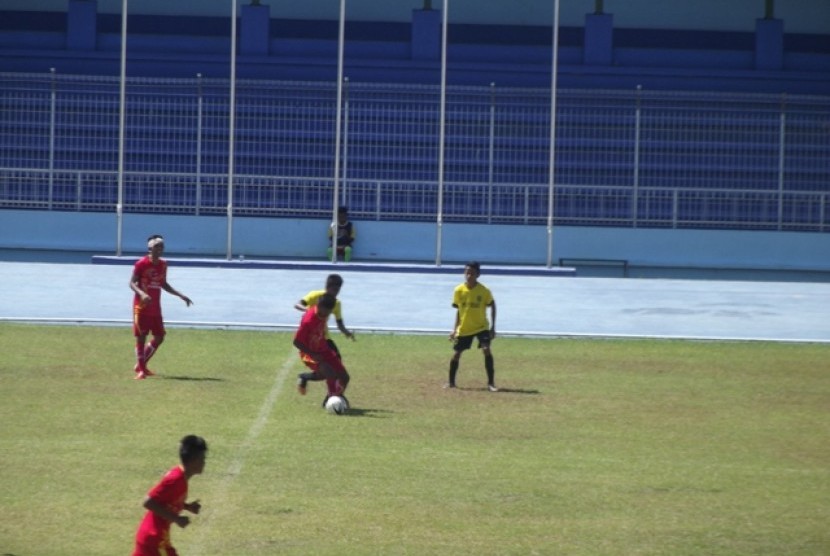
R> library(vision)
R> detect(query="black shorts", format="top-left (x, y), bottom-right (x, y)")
top-left (453, 330), bottom-right (491, 352)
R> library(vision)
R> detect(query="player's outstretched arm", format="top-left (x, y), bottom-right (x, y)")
top-left (336, 319), bottom-right (356, 341)
top-left (184, 499), bottom-right (201, 514)
top-left (163, 282), bottom-right (193, 306)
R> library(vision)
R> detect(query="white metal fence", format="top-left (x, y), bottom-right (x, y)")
top-left (1, 72), bottom-right (828, 231)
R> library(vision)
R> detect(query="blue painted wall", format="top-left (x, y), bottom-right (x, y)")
top-left (2, 210), bottom-right (829, 272)
top-left (1, 1), bottom-right (828, 93)
top-left (4, 1), bottom-right (829, 34)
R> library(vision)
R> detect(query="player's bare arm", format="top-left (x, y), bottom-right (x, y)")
top-left (162, 282), bottom-right (193, 306)
top-left (490, 300), bottom-right (497, 339)
top-left (294, 300), bottom-right (308, 312)
top-left (184, 499), bottom-right (201, 514)
top-left (336, 318), bottom-right (356, 340)
top-left (129, 275), bottom-right (151, 305)
top-left (143, 496), bottom-right (190, 528)
top-left (449, 309), bottom-right (460, 340)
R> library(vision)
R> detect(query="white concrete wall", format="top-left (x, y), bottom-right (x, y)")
top-left (2, 209), bottom-right (829, 271)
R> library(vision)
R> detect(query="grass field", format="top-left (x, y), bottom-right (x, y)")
top-left (1, 323), bottom-right (828, 555)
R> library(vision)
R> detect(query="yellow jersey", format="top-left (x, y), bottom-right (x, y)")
top-left (301, 290), bottom-right (342, 339)
top-left (452, 282), bottom-right (494, 336)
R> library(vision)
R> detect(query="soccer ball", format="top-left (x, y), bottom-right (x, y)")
top-left (325, 396), bottom-right (347, 415)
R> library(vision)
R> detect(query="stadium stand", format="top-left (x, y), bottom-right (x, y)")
top-left (0, 3), bottom-right (828, 234)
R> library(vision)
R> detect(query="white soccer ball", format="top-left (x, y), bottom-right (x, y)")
top-left (325, 396), bottom-right (347, 415)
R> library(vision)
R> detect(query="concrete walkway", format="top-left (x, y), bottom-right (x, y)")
top-left (1, 258), bottom-right (829, 343)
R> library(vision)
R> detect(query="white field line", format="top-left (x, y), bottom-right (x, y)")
top-left (188, 350), bottom-right (296, 556)
top-left (2, 316), bottom-right (828, 344)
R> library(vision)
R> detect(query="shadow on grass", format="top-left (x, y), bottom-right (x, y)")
top-left (159, 375), bottom-right (226, 382)
top-left (344, 407), bottom-right (394, 418)
top-left (456, 386), bottom-right (541, 395)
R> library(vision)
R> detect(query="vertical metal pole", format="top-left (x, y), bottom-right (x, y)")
top-left (48, 67), bottom-right (56, 210)
top-left (331, 0), bottom-right (346, 263)
top-left (435, 0), bottom-right (449, 266)
top-left (777, 93), bottom-right (786, 231)
top-left (375, 181), bottom-right (381, 221)
top-left (195, 73), bottom-right (202, 216)
top-left (226, 0), bottom-right (238, 260)
top-left (487, 82), bottom-right (495, 224)
top-left (633, 84), bottom-right (642, 227)
top-left (545, 0), bottom-right (560, 267)
top-left (116, 0), bottom-right (128, 256)
top-left (341, 76), bottom-right (350, 206)
top-left (672, 189), bottom-right (678, 229)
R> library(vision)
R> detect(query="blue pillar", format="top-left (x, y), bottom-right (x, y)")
top-left (583, 13), bottom-right (613, 66)
top-left (755, 18), bottom-right (784, 70)
top-left (411, 9), bottom-right (441, 60)
top-left (241, 3), bottom-right (271, 56)
top-left (67, 0), bottom-right (97, 51)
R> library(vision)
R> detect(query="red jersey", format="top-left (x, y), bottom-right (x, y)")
top-left (294, 306), bottom-right (337, 359)
top-left (135, 465), bottom-right (188, 549)
top-left (133, 256), bottom-right (167, 317)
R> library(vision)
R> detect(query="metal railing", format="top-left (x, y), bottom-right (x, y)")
top-left (0, 168), bottom-right (826, 232)
top-left (1, 72), bottom-right (829, 232)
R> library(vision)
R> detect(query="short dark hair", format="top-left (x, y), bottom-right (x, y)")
top-left (179, 435), bottom-right (208, 464)
top-left (147, 234), bottom-right (163, 243)
top-left (338, 206), bottom-right (348, 215)
top-left (326, 274), bottom-right (344, 288)
top-left (318, 293), bottom-right (337, 311)
top-left (466, 261), bottom-right (481, 273)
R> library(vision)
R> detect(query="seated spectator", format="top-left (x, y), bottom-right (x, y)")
top-left (327, 206), bottom-right (356, 262)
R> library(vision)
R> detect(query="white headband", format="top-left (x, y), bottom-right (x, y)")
top-left (148, 237), bottom-right (164, 249)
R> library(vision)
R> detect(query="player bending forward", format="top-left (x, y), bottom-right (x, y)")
top-left (294, 273), bottom-right (355, 399)
top-left (293, 293), bottom-right (351, 410)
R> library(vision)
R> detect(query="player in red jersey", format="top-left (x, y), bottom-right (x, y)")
top-left (293, 293), bottom-right (351, 409)
top-left (133, 434), bottom-right (207, 556)
top-left (130, 235), bottom-right (193, 379)
top-left (294, 273), bottom-right (355, 398)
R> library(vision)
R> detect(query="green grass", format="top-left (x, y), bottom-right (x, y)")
top-left (1, 323), bottom-right (829, 555)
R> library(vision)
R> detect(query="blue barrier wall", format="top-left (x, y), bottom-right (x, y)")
top-left (2, 209), bottom-right (829, 272)
top-left (3, 0), bottom-right (829, 34)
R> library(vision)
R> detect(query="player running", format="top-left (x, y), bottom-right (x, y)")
top-left (132, 435), bottom-right (207, 556)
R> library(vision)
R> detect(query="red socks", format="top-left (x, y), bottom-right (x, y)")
top-left (135, 339), bottom-right (160, 372)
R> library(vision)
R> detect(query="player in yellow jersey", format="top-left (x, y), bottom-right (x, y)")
top-left (447, 261), bottom-right (498, 392)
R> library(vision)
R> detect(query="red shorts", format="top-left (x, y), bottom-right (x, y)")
top-left (134, 308), bottom-right (166, 338)
top-left (300, 352), bottom-right (347, 375)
